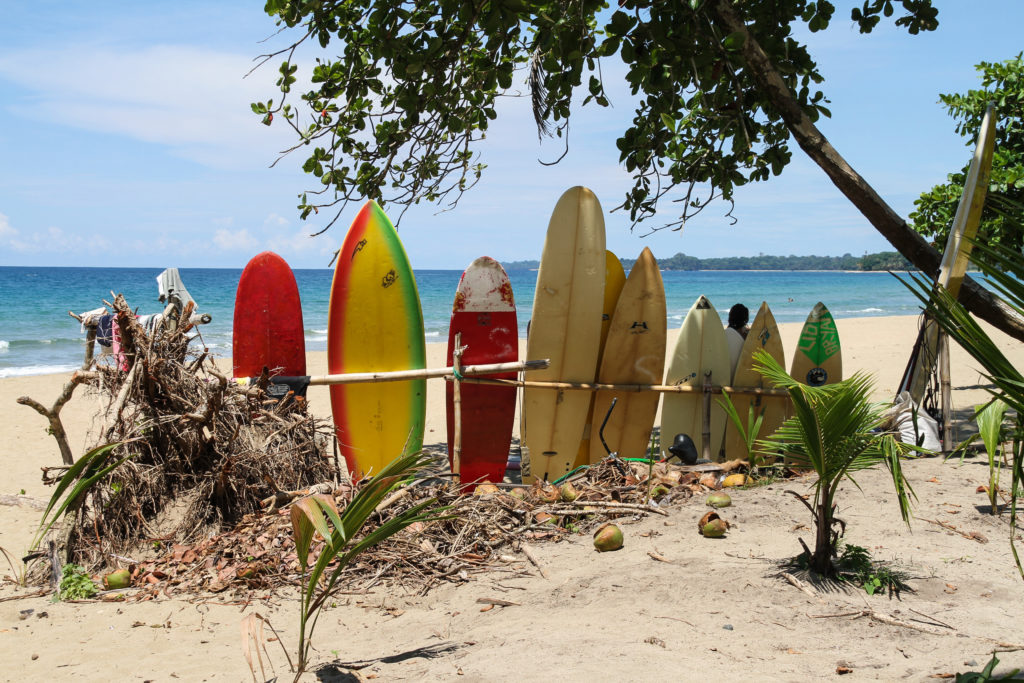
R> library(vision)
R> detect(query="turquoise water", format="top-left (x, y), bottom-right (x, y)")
top-left (0, 266), bottom-right (924, 378)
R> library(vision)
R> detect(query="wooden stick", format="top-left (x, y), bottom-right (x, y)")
top-left (459, 376), bottom-right (790, 397)
top-left (938, 332), bottom-right (954, 452)
top-left (304, 358), bottom-right (549, 386)
top-left (702, 371), bottom-right (712, 461)
top-left (567, 499), bottom-right (669, 516)
top-left (520, 544), bottom-right (548, 579)
top-left (452, 333), bottom-right (465, 484)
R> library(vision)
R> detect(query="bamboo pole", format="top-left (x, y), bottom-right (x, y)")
top-left (458, 376), bottom-right (790, 397)
top-left (305, 358), bottom-right (549, 386)
top-left (701, 371), bottom-right (712, 461)
top-left (938, 331), bottom-right (953, 453)
top-left (451, 333), bottom-right (465, 483)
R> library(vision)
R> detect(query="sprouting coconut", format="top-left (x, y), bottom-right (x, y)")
top-left (698, 510), bottom-right (730, 537)
top-left (474, 483), bottom-right (500, 496)
top-left (560, 482), bottom-right (579, 502)
top-left (103, 569), bottom-right (131, 590)
top-left (536, 484), bottom-right (560, 504)
top-left (593, 523), bottom-right (624, 552)
top-left (702, 518), bottom-right (729, 538)
top-left (706, 492), bottom-right (732, 508)
top-left (649, 484), bottom-right (671, 499)
top-left (508, 487), bottom-right (527, 500)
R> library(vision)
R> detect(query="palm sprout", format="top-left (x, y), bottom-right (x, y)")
top-left (903, 193), bottom-right (1024, 578)
top-left (753, 351), bottom-right (917, 575)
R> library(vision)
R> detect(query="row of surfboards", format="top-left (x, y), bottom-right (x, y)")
top-left (231, 188), bottom-right (843, 487)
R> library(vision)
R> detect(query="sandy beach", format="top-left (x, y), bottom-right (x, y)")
top-left (2, 314), bottom-right (1023, 681)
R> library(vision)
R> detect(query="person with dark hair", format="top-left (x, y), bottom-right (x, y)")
top-left (725, 303), bottom-right (749, 379)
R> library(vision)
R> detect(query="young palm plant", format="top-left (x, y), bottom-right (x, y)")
top-left (903, 193), bottom-right (1024, 577)
top-left (286, 451), bottom-right (446, 680)
top-left (752, 350), bottom-right (917, 576)
top-left (969, 399), bottom-right (1009, 515)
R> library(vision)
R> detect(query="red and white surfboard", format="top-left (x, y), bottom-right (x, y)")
top-left (446, 256), bottom-right (518, 489)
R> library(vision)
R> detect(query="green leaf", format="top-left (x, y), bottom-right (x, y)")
top-left (33, 443), bottom-right (131, 551)
top-left (723, 31), bottom-right (746, 52)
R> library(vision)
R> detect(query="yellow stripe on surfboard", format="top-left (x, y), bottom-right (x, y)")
top-left (573, 250), bottom-right (626, 470)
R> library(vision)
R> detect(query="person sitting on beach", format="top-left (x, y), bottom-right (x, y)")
top-left (725, 303), bottom-right (749, 380)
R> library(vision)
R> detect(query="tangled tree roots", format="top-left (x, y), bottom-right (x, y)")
top-left (38, 294), bottom-right (336, 576)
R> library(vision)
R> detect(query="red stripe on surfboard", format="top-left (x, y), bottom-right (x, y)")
top-left (446, 309), bottom-right (517, 488)
top-left (327, 204), bottom-right (373, 474)
top-left (232, 251), bottom-right (306, 378)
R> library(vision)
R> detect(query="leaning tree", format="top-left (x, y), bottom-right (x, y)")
top-left (252, 0), bottom-right (1024, 340)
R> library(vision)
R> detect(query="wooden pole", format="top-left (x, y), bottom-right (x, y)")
top-left (304, 358), bottom-right (549, 386)
top-left (701, 371), bottom-right (712, 461)
top-left (938, 331), bottom-right (954, 453)
top-left (458, 376), bottom-right (790, 397)
top-left (452, 333), bottom-right (465, 483)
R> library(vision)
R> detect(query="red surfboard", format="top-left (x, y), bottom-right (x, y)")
top-left (232, 251), bottom-right (306, 378)
top-left (446, 257), bottom-right (518, 489)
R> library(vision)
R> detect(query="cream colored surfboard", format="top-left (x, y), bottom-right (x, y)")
top-left (573, 250), bottom-right (627, 470)
top-left (662, 296), bottom-right (730, 462)
top-left (901, 104), bottom-right (996, 403)
top-left (791, 302), bottom-right (842, 387)
top-left (723, 302), bottom-right (786, 463)
top-left (523, 186), bottom-right (606, 482)
top-left (589, 247), bottom-right (666, 463)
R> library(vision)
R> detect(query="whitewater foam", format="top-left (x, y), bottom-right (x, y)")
top-left (0, 364), bottom-right (79, 378)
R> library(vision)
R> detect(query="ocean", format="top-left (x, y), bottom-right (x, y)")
top-left (0, 266), bottom-right (925, 378)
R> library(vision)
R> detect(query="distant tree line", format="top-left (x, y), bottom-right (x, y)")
top-left (503, 251), bottom-right (916, 272)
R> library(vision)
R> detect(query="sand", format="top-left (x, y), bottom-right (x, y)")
top-left (1, 315), bottom-right (1022, 681)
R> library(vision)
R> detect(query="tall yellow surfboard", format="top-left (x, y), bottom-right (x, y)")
top-left (573, 251), bottom-right (626, 470)
top-left (523, 187), bottom-right (606, 483)
top-left (900, 104), bottom-right (996, 402)
top-left (723, 302), bottom-right (786, 462)
top-left (662, 296), bottom-right (730, 462)
top-left (589, 247), bottom-right (666, 462)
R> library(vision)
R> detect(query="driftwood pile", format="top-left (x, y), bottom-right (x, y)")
top-left (113, 457), bottom-right (748, 600)
top-left (20, 292), bottom-right (761, 599)
top-left (26, 293), bottom-right (335, 580)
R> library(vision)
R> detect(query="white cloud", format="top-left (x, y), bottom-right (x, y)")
top-left (1, 221), bottom-right (112, 255)
top-left (0, 44), bottom-right (298, 169)
top-left (0, 213), bottom-right (15, 239)
top-left (263, 212), bottom-right (290, 228)
top-left (213, 228), bottom-right (259, 251)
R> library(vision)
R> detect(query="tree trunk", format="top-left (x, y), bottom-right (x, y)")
top-left (710, 0), bottom-right (1024, 342)
top-left (812, 500), bottom-right (834, 576)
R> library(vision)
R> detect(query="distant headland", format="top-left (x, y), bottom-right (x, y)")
top-left (501, 251), bottom-right (916, 272)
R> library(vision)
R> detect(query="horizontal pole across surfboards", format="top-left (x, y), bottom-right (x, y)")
top-left (457, 375), bottom-right (790, 397)
top-left (240, 358), bottom-right (550, 387)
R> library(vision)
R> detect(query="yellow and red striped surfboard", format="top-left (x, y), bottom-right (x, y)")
top-left (327, 201), bottom-right (426, 478)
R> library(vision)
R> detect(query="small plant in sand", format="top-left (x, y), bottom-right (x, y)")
top-left (753, 350), bottom-right (917, 577)
top-left (56, 563), bottom-right (97, 601)
top-left (718, 390), bottom-right (765, 464)
top-left (0, 546), bottom-right (27, 587)
top-left (243, 451), bottom-right (445, 682)
top-left (961, 399), bottom-right (1009, 515)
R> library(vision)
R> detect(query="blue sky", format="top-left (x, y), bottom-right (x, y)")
top-left (0, 2), bottom-right (1020, 270)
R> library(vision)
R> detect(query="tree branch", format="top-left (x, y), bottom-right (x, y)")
top-left (710, 0), bottom-right (1024, 342)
